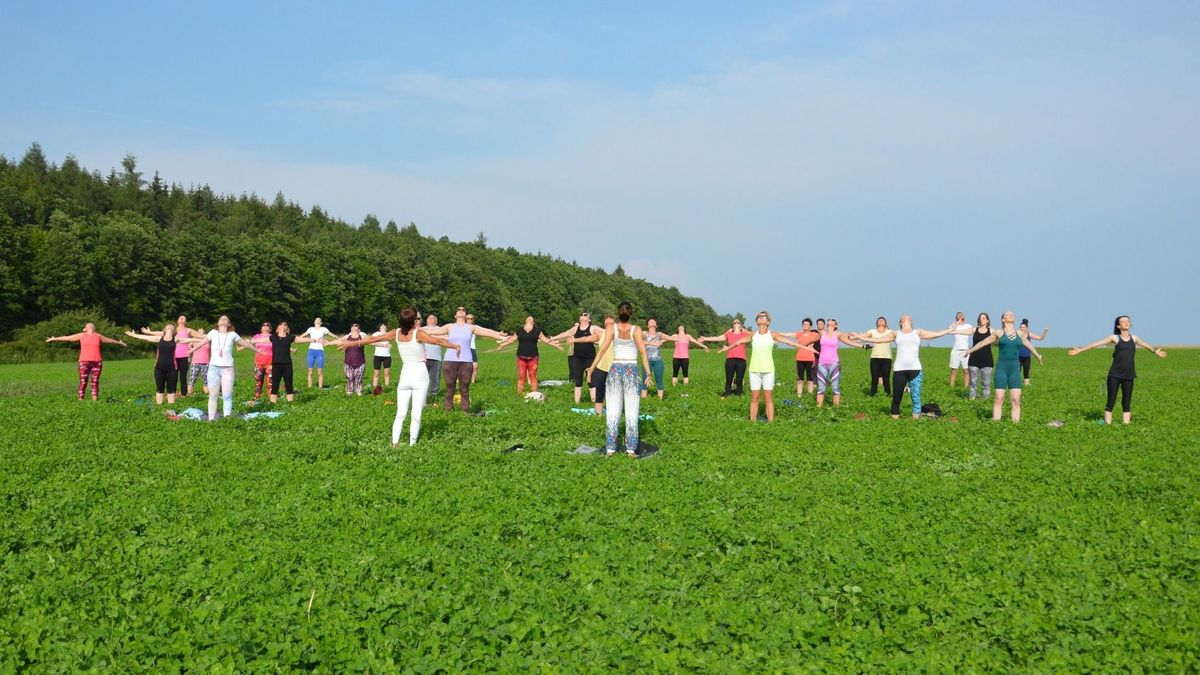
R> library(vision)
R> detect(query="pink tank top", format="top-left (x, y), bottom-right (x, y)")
top-left (673, 336), bottom-right (689, 359)
top-left (79, 333), bottom-right (102, 362)
top-left (818, 332), bottom-right (840, 365)
top-left (193, 340), bottom-right (211, 365)
top-left (173, 328), bottom-right (191, 358)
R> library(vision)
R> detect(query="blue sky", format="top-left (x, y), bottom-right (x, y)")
top-left (3, 1), bottom-right (1197, 345)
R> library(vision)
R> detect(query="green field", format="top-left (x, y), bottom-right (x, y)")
top-left (2, 344), bottom-right (1198, 671)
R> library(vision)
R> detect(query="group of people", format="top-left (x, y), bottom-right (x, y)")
top-left (46, 306), bottom-right (1168, 451)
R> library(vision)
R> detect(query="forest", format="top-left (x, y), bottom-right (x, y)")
top-left (0, 143), bottom-right (731, 360)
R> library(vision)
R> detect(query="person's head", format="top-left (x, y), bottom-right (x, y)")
top-left (399, 307), bottom-right (419, 334)
top-left (899, 315), bottom-right (913, 330)
top-left (732, 318), bottom-right (743, 331)
top-left (1001, 310), bottom-right (1015, 326)
top-left (802, 317), bottom-right (812, 331)
top-left (350, 323), bottom-right (361, 336)
top-left (259, 321), bottom-right (272, 335)
top-left (426, 313), bottom-right (438, 326)
top-left (455, 306), bottom-right (466, 320)
top-left (466, 313), bottom-right (475, 325)
top-left (977, 312), bottom-right (991, 329)
top-left (276, 322), bottom-right (290, 337)
top-left (816, 318), bottom-right (825, 330)
top-left (826, 318), bottom-right (838, 333)
top-left (162, 323), bottom-right (176, 339)
top-left (378, 323), bottom-right (388, 333)
top-left (217, 315), bottom-right (231, 331)
top-left (956, 311), bottom-right (965, 323)
top-left (177, 315), bottom-right (188, 327)
top-left (314, 317), bottom-right (322, 327)
top-left (578, 311), bottom-right (591, 326)
top-left (1021, 318), bottom-right (1029, 328)
top-left (83, 322), bottom-right (96, 333)
top-left (876, 316), bottom-right (888, 330)
top-left (524, 315), bottom-right (535, 328)
top-left (616, 301), bottom-right (633, 323)
top-left (755, 310), bottom-right (771, 329)
top-left (677, 324), bottom-right (686, 334)
top-left (1114, 315), bottom-right (1131, 334)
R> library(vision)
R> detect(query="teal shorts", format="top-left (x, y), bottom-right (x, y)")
top-left (994, 361), bottom-right (1022, 390)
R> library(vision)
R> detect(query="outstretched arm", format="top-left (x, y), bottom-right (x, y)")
top-left (688, 334), bottom-right (710, 351)
top-left (548, 324), bottom-right (579, 341)
top-left (964, 333), bottom-right (999, 355)
top-left (46, 333), bottom-right (85, 343)
top-left (491, 335), bottom-right (517, 351)
top-left (1027, 327), bottom-right (1049, 342)
top-left (1067, 336), bottom-right (1116, 356)
top-left (854, 331), bottom-right (897, 344)
top-left (917, 327), bottom-right (956, 341)
top-left (1020, 336), bottom-right (1044, 364)
top-left (538, 332), bottom-right (564, 350)
top-left (355, 331), bottom-right (398, 347)
top-left (586, 327), bottom-right (616, 375)
top-left (187, 337), bottom-right (213, 357)
top-left (1132, 335), bottom-right (1168, 358)
top-left (839, 334), bottom-right (866, 348)
top-left (771, 332), bottom-right (811, 351)
top-left (634, 327), bottom-right (652, 380)
top-left (123, 330), bottom-right (161, 344)
top-left (417, 331), bottom-right (462, 356)
top-left (470, 325), bottom-right (508, 341)
top-left (98, 333), bottom-right (128, 347)
top-left (718, 335), bottom-right (753, 352)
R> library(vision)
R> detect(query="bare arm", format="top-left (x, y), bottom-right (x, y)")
top-left (1020, 336), bottom-right (1044, 363)
top-left (538, 332), bottom-right (564, 350)
top-left (634, 327), bottom-right (652, 379)
top-left (916, 327), bottom-right (956, 341)
top-left (1027, 328), bottom-right (1049, 342)
top-left (854, 331), bottom-right (897, 344)
top-left (123, 330), bottom-right (161, 344)
top-left (771, 331), bottom-right (811, 351)
top-left (98, 333), bottom-right (128, 347)
top-left (547, 324), bottom-right (578, 341)
top-left (964, 333), bottom-right (999, 355)
top-left (416, 330), bottom-right (461, 356)
top-left (586, 326), bottom-right (616, 374)
top-left (687, 334), bottom-right (710, 351)
top-left (1068, 336), bottom-right (1116, 355)
top-left (187, 337), bottom-right (213, 357)
top-left (45, 332), bottom-right (85, 343)
top-left (838, 334), bottom-right (865, 348)
top-left (1132, 335), bottom-right (1168, 358)
top-left (354, 331), bottom-right (398, 347)
top-left (718, 334), bottom-right (753, 352)
top-left (470, 325), bottom-right (508, 341)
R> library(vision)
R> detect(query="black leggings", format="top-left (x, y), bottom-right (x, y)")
top-left (796, 361), bottom-right (815, 383)
top-left (1020, 356), bottom-right (1032, 380)
top-left (724, 357), bottom-right (746, 394)
top-left (154, 366), bottom-right (178, 394)
top-left (1105, 377), bottom-right (1134, 413)
top-left (175, 357), bottom-right (189, 395)
top-left (271, 362), bottom-right (295, 395)
top-left (673, 358), bottom-right (689, 378)
top-left (869, 357), bottom-right (892, 396)
top-left (569, 355), bottom-right (591, 388)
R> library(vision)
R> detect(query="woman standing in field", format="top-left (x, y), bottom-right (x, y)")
top-left (854, 316), bottom-right (964, 419)
top-left (140, 316), bottom-right (206, 396)
top-left (586, 301), bottom-right (653, 457)
top-left (439, 306), bottom-right (508, 412)
top-left (639, 318), bottom-right (667, 400)
top-left (493, 315), bottom-right (564, 394)
top-left (301, 317), bottom-right (333, 388)
top-left (1018, 319), bottom-right (1049, 385)
top-left (963, 310), bottom-right (1044, 423)
top-left (267, 322), bottom-right (321, 403)
top-left (335, 324), bottom-right (368, 396)
top-left (700, 319), bottom-right (752, 397)
top-left (579, 316), bottom-right (615, 414)
top-left (967, 312), bottom-right (994, 401)
top-left (123, 324), bottom-right (196, 405)
top-left (243, 321), bottom-right (274, 400)
top-left (719, 311), bottom-right (809, 422)
top-left (662, 325), bottom-right (709, 386)
top-left (815, 319), bottom-right (866, 407)
top-left (187, 315), bottom-right (256, 420)
top-left (421, 314), bottom-right (443, 405)
top-left (355, 307), bottom-right (461, 446)
top-left (1068, 315), bottom-right (1166, 425)
top-left (371, 323), bottom-right (392, 392)
top-left (549, 312), bottom-right (604, 404)
top-left (861, 316), bottom-right (894, 397)
top-left (45, 323), bottom-right (128, 400)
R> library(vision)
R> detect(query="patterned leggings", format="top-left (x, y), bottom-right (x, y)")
top-left (891, 370), bottom-right (923, 416)
top-left (969, 367), bottom-right (993, 400)
top-left (605, 363), bottom-right (641, 454)
top-left (78, 361), bottom-right (102, 399)
top-left (344, 364), bottom-right (366, 395)
top-left (253, 364), bottom-right (272, 398)
top-left (816, 363), bottom-right (841, 395)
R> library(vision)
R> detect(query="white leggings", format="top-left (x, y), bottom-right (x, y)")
top-left (392, 364), bottom-right (430, 446)
top-left (207, 365), bottom-right (235, 419)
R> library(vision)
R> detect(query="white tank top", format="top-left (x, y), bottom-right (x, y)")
top-left (395, 329), bottom-right (426, 366)
top-left (893, 329), bottom-right (922, 371)
top-left (613, 325), bottom-right (638, 362)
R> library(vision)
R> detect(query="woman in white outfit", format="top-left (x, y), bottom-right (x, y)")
top-left (585, 301), bottom-right (654, 457)
top-left (187, 315), bottom-right (256, 420)
top-left (352, 307), bottom-right (460, 446)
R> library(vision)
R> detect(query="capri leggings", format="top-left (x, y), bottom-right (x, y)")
top-left (271, 362), bottom-right (295, 396)
top-left (154, 365), bottom-right (178, 394)
top-left (672, 358), bottom-right (689, 379)
top-left (254, 364), bottom-right (272, 398)
top-left (569, 355), bottom-right (591, 388)
top-left (891, 370), bottom-right (923, 416)
top-left (78, 361), bottom-right (103, 400)
top-left (1105, 377), bottom-right (1134, 413)
top-left (640, 358), bottom-right (665, 392)
top-left (816, 362), bottom-right (841, 395)
top-left (1020, 356), bottom-right (1032, 380)
top-left (725, 357), bottom-right (747, 394)
top-left (795, 361), bottom-right (815, 383)
top-left (188, 363), bottom-right (210, 391)
top-left (869, 358), bottom-right (892, 396)
top-left (969, 367), bottom-right (993, 399)
top-left (175, 357), bottom-right (190, 395)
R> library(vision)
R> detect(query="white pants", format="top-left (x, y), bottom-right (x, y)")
top-left (748, 371), bottom-right (775, 391)
top-left (392, 364), bottom-right (430, 446)
top-left (949, 349), bottom-right (969, 369)
top-left (207, 365), bottom-right (235, 419)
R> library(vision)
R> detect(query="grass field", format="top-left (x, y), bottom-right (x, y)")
top-left (1, 343), bottom-right (1198, 671)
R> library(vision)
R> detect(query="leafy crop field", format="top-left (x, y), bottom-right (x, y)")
top-left (2, 345), bottom-right (1198, 671)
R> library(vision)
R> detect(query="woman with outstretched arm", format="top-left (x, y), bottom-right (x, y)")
top-left (662, 324), bottom-right (710, 386)
top-left (123, 324), bottom-right (204, 405)
top-left (854, 316), bottom-right (964, 419)
top-left (962, 310), bottom-right (1043, 423)
top-left (720, 311), bottom-right (810, 422)
top-left (1068, 315), bottom-right (1166, 425)
top-left (186, 315), bottom-right (256, 420)
top-left (46, 323), bottom-right (128, 400)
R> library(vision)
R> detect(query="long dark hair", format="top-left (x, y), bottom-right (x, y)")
top-left (977, 312), bottom-right (991, 329)
top-left (398, 306), bottom-right (419, 335)
top-left (616, 301), bottom-right (633, 323)
top-left (1113, 315), bottom-right (1129, 335)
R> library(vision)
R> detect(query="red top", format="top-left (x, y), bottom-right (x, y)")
top-left (794, 331), bottom-right (820, 362)
top-left (251, 333), bottom-right (273, 366)
top-left (79, 333), bottom-right (102, 362)
top-left (724, 330), bottom-right (748, 360)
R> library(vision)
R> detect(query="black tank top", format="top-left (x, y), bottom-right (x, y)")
top-left (968, 327), bottom-right (994, 368)
top-left (1109, 335), bottom-right (1136, 380)
top-left (573, 325), bottom-right (596, 360)
top-left (156, 338), bottom-right (177, 370)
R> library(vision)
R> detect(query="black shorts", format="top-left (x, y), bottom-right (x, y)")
top-left (590, 367), bottom-right (608, 403)
top-left (373, 355), bottom-right (392, 369)
top-left (796, 361), bottom-right (814, 380)
top-left (154, 366), bottom-right (178, 394)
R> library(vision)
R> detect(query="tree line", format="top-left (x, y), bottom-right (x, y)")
top-left (0, 143), bottom-right (732, 358)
